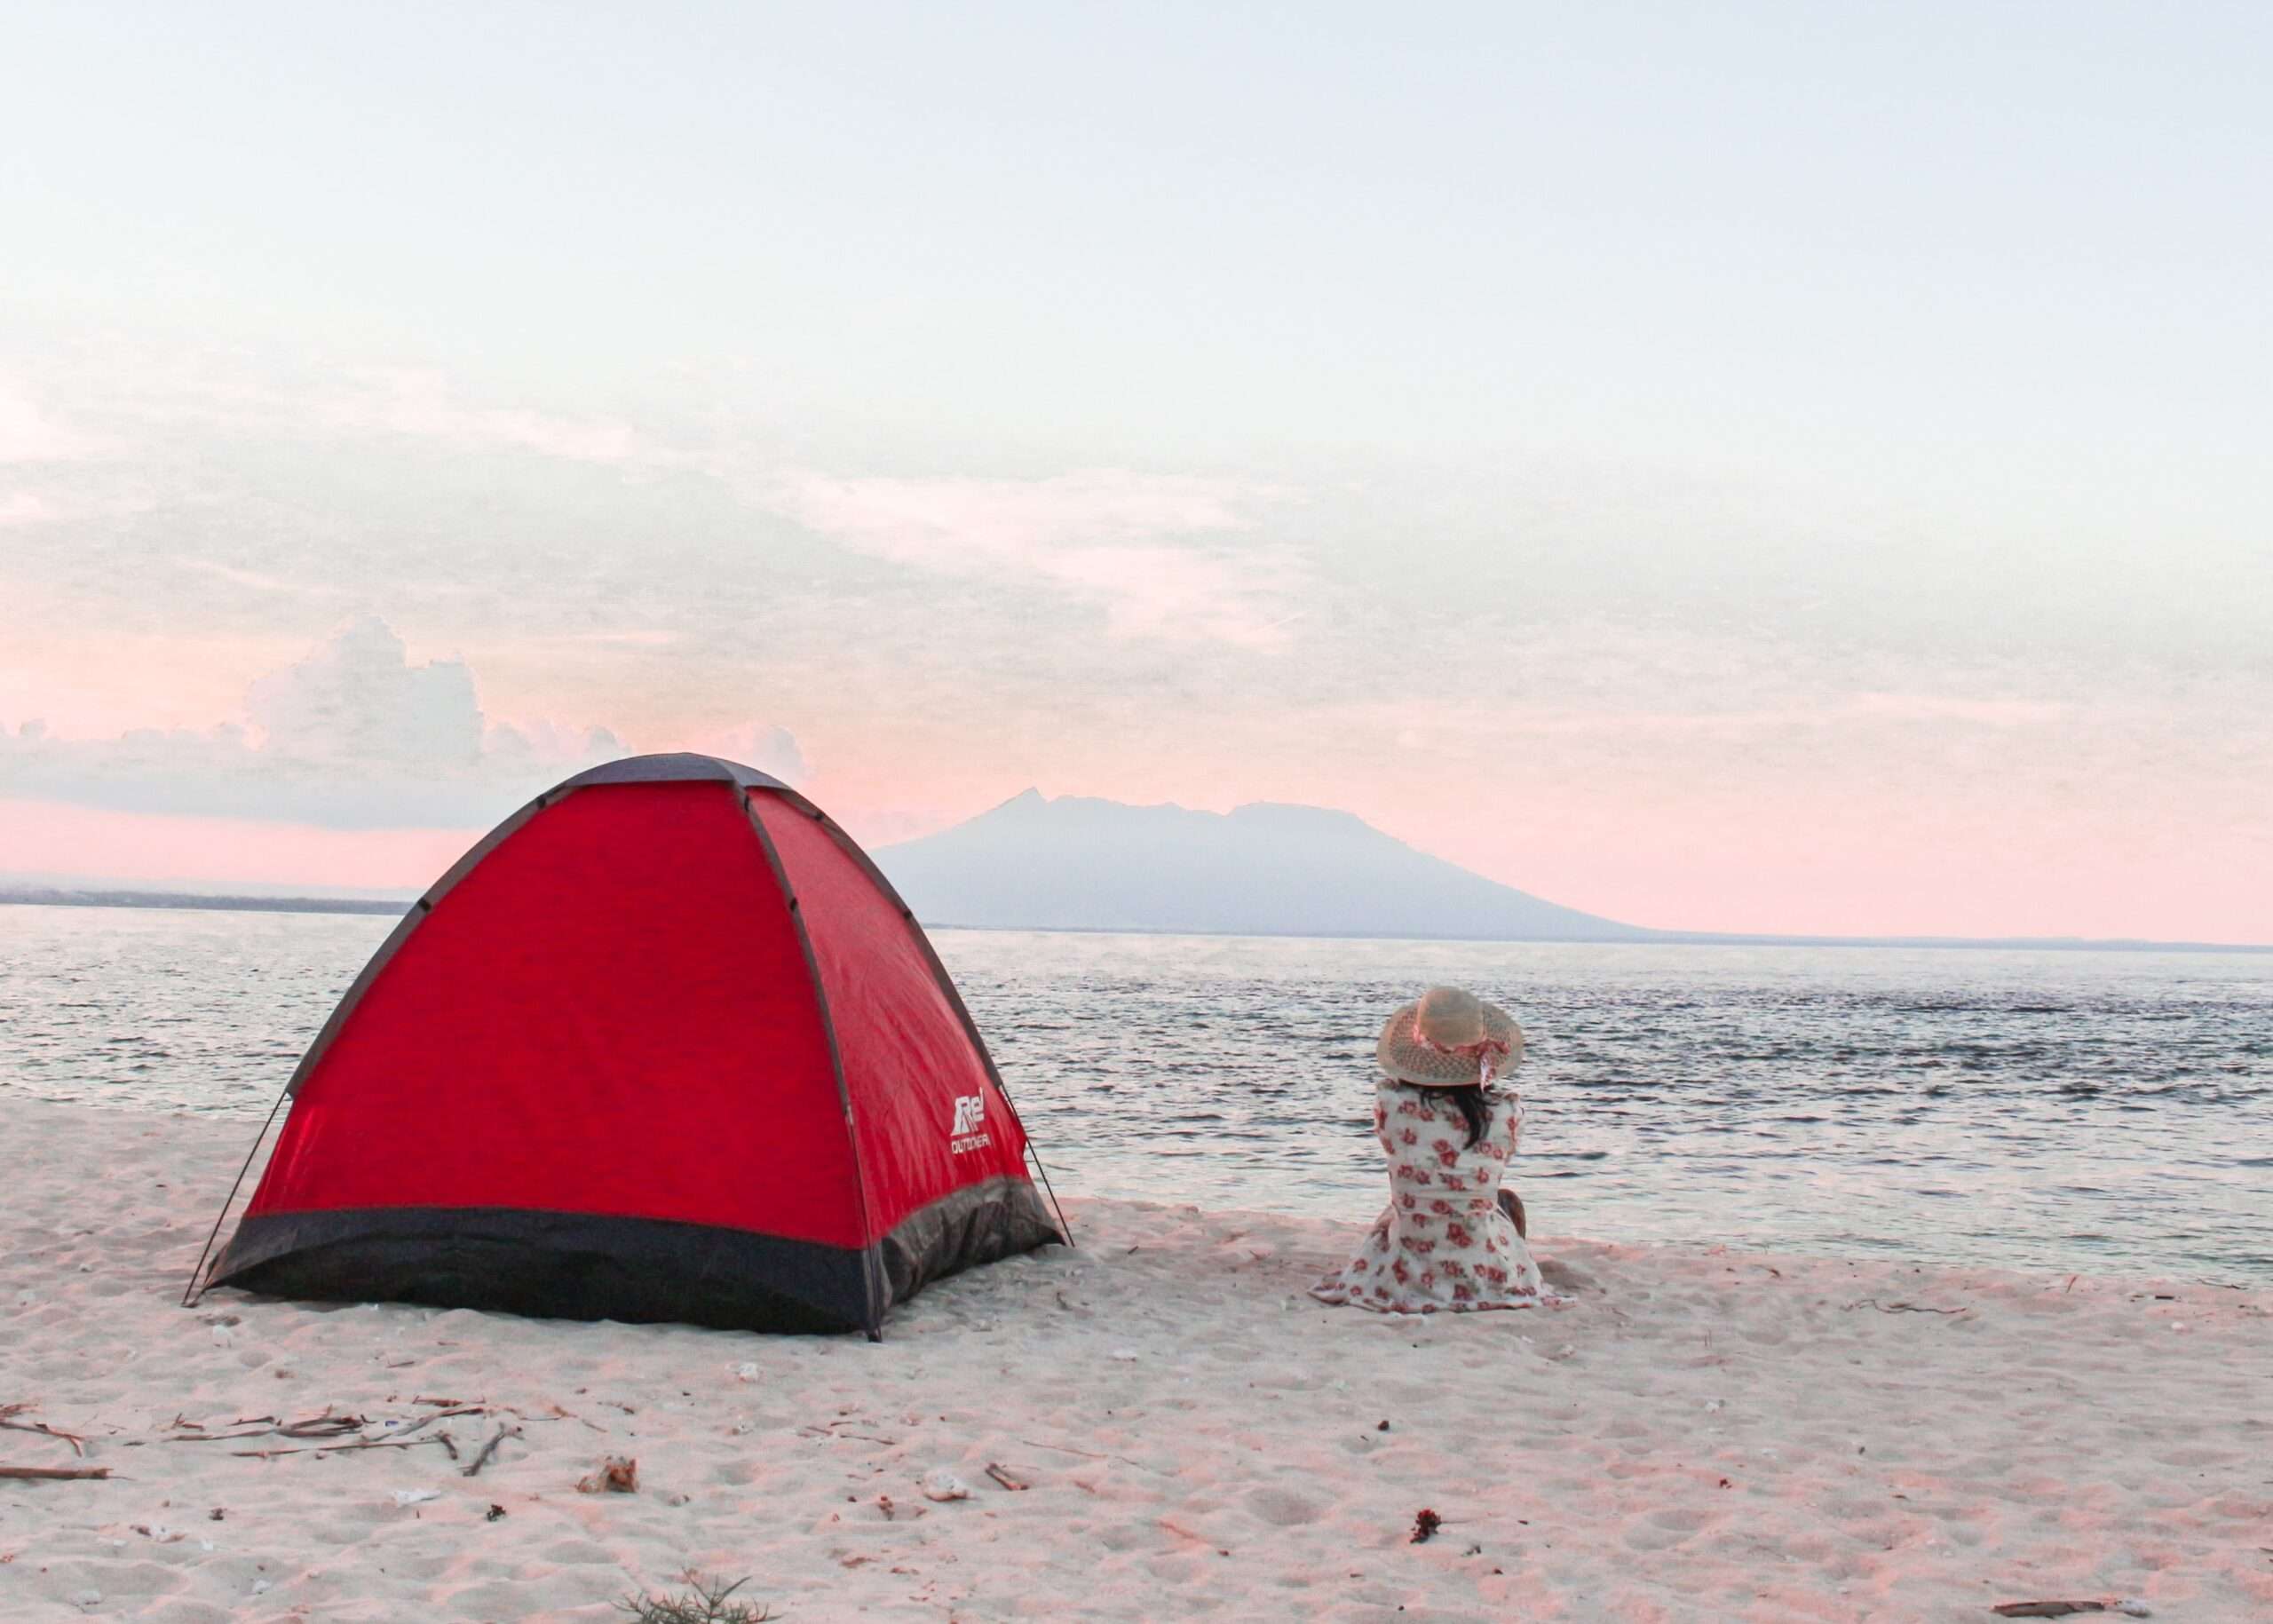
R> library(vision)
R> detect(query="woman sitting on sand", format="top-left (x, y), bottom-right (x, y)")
top-left (1311, 986), bottom-right (1548, 1314)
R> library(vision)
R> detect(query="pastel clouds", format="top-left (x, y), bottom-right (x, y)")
top-left (13, 357), bottom-right (1315, 654)
top-left (1, 357), bottom-right (2264, 942)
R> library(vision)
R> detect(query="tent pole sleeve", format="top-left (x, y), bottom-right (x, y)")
top-left (790, 806), bottom-right (1075, 1251)
top-left (740, 789), bottom-right (887, 1338)
top-left (279, 790), bottom-right (559, 1099)
top-left (180, 1080), bottom-right (292, 1308)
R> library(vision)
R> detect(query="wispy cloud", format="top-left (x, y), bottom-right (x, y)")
top-left (314, 369), bottom-right (650, 465)
top-left (176, 558), bottom-right (342, 596)
top-left (1465, 692), bottom-right (2073, 740)
top-left (764, 470), bottom-right (1305, 647)
top-left (0, 385), bottom-right (110, 463)
top-left (0, 491), bottom-right (57, 527)
top-left (27, 360), bottom-right (1313, 652)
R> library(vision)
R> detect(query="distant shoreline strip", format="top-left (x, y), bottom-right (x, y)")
top-left (3, 891), bottom-right (2265, 954)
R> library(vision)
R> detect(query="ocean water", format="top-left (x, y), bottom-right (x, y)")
top-left (3, 903), bottom-right (2268, 1284)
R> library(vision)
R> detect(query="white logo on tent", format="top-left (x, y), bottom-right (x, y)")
top-left (950, 1094), bottom-right (992, 1155)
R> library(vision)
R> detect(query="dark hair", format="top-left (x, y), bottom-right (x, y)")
top-left (1396, 1081), bottom-right (1490, 1149)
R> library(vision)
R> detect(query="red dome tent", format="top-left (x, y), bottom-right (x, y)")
top-left (189, 754), bottom-right (1066, 1338)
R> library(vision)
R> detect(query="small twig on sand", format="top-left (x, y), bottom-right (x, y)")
top-left (462, 1425), bottom-right (522, 1478)
top-left (1991, 1602), bottom-right (2141, 1619)
top-left (1844, 1298), bottom-right (1970, 1317)
top-left (0, 1406), bottom-right (89, 1458)
top-left (1158, 1518), bottom-right (1216, 1550)
top-left (0, 1465), bottom-right (112, 1481)
top-left (1018, 1438), bottom-right (1156, 1472)
top-left (385, 1406), bottom-right (486, 1441)
top-left (798, 1425), bottom-right (899, 1446)
top-left (985, 1463), bottom-right (1028, 1492)
top-left (231, 1434), bottom-right (457, 1460)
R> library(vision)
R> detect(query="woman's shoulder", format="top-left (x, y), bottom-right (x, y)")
top-left (1376, 1077), bottom-right (1439, 1119)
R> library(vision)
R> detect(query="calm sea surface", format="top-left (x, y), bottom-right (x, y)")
top-left (3, 904), bottom-right (2268, 1284)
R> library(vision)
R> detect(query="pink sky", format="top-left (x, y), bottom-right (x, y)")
top-left (4, 610), bottom-right (2264, 942)
top-left (4, 7), bottom-right (2269, 944)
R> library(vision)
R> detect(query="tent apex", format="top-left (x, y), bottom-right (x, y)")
top-left (556, 752), bottom-right (795, 793)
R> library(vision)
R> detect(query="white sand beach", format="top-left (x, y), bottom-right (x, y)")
top-left (2, 1096), bottom-right (2268, 1622)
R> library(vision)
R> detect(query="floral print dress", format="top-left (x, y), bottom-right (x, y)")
top-left (1311, 1079), bottom-right (1548, 1313)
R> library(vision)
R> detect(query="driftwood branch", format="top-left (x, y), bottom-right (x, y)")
top-left (0, 1464), bottom-right (112, 1480)
top-left (168, 1412), bottom-right (366, 1444)
top-left (178, 1405), bottom-right (487, 1455)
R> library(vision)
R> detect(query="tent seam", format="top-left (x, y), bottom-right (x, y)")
top-left (738, 787), bottom-right (888, 1340)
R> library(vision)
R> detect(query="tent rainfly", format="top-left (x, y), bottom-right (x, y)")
top-left (187, 753), bottom-right (1066, 1338)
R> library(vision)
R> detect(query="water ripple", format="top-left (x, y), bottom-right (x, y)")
top-left (3, 906), bottom-right (2269, 1284)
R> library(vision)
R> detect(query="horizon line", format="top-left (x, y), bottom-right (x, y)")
top-left (4, 886), bottom-right (2266, 956)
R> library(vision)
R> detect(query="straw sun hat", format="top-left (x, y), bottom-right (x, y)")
top-left (1377, 986), bottom-right (1524, 1089)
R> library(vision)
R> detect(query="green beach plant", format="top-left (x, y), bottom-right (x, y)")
top-left (614, 1573), bottom-right (772, 1623)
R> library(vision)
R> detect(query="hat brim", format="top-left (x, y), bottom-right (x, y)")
top-left (1376, 999), bottom-right (1524, 1088)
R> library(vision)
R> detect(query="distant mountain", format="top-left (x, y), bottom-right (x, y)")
top-left (871, 789), bottom-right (1650, 942)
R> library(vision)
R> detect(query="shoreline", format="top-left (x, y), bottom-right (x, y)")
top-left (3, 1095), bottom-right (2269, 1620)
top-left (7, 897), bottom-right (2268, 955)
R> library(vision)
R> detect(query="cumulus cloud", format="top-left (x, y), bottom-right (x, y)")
top-left (0, 618), bottom-right (668, 829)
top-left (245, 617), bottom-right (488, 770)
top-left (701, 723), bottom-right (811, 786)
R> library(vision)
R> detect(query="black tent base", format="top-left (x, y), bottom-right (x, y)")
top-left (208, 1179), bottom-right (1062, 1336)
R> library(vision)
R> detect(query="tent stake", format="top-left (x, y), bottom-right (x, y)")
top-left (180, 1081), bottom-right (291, 1308)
